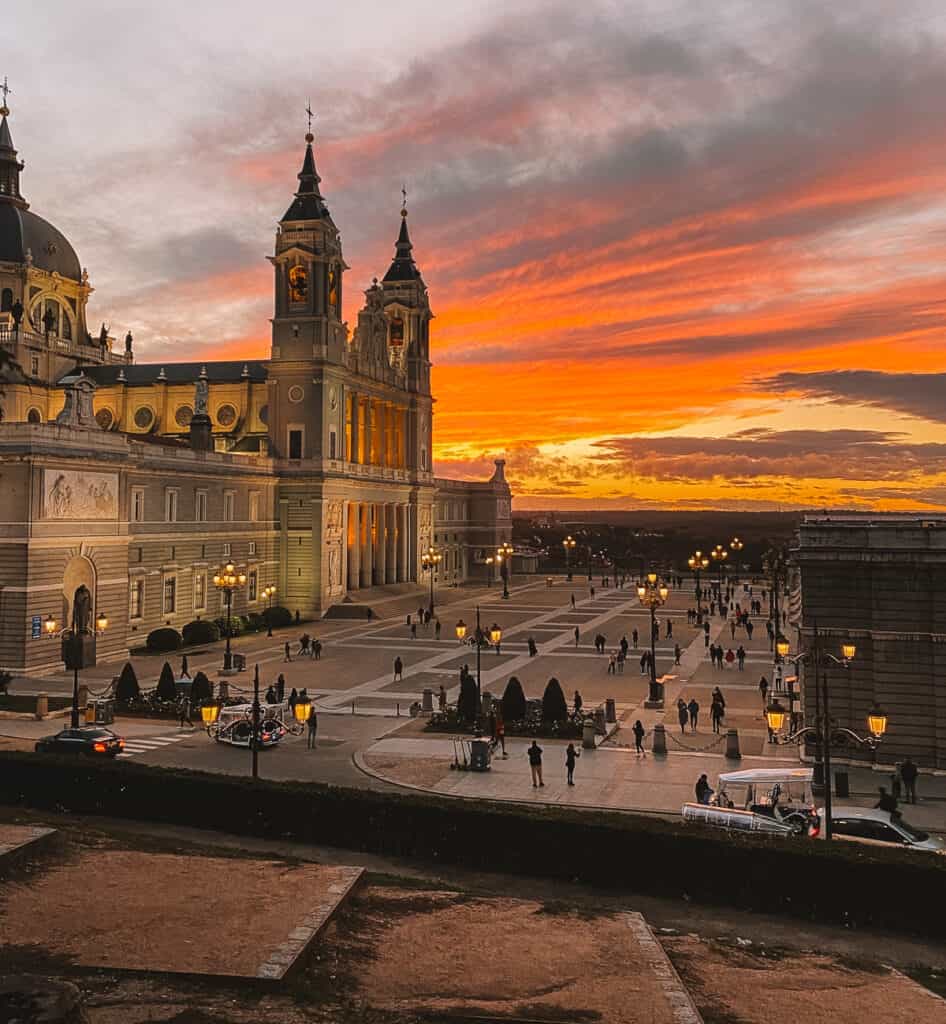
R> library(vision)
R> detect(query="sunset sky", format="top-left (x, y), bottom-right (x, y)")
top-left (10, 0), bottom-right (946, 509)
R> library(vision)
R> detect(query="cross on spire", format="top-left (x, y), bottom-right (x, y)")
top-left (305, 100), bottom-right (314, 134)
top-left (0, 76), bottom-right (10, 113)
top-left (401, 184), bottom-right (408, 215)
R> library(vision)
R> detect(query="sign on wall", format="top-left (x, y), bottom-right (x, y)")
top-left (31, 615), bottom-right (41, 640)
top-left (43, 470), bottom-right (118, 520)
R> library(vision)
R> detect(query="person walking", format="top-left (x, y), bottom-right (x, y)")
top-left (180, 654), bottom-right (191, 680)
top-left (288, 687), bottom-right (298, 716)
top-left (574, 626), bottom-right (580, 648)
top-left (178, 695), bottom-right (193, 728)
top-left (276, 674), bottom-right (286, 703)
top-left (674, 643), bottom-right (681, 665)
top-left (265, 684), bottom-right (277, 705)
top-left (299, 633), bottom-right (310, 657)
top-left (736, 645), bottom-right (746, 670)
top-left (632, 719), bottom-right (646, 755)
top-left (435, 619), bottom-right (441, 640)
top-left (589, 585), bottom-right (596, 599)
top-left (438, 684), bottom-right (447, 713)
top-left (607, 652), bottom-right (616, 675)
top-left (574, 690), bottom-right (583, 715)
top-left (677, 699), bottom-right (689, 735)
top-left (565, 743), bottom-right (580, 786)
top-left (528, 637), bottom-right (538, 657)
top-left (725, 648), bottom-right (735, 669)
top-left (617, 649), bottom-right (626, 673)
top-left (495, 709), bottom-right (507, 757)
top-left (710, 698), bottom-right (724, 734)
top-left (570, 594), bottom-right (576, 609)
top-left (620, 635), bottom-right (629, 657)
top-left (283, 641), bottom-right (292, 662)
top-left (746, 620), bottom-right (754, 640)
top-left (666, 619), bottom-right (673, 639)
top-left (687, 697), bottom-right (699, 731)
top-left (758, 675), bottom-right (769, 708)
top-left (306, 706), bottom-right (318, 749)
top-left (695, 773), bottom-right (713, 805)
top-left (730, 619), bottom-right (736, 640)
top-left (528, 740), bottom-right (544, 787)
top-left (640, 651), bottom-right (648, 675)
top-left (393, 656), bottom-right (403, 682)
top-left (900, 757), bottom-right (918, 803)
top-left (313, 638), bottom-right (322, 660)
top-left (410, 621), bottom-right (417, 639)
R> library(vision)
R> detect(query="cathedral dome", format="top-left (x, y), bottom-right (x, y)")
top-left (0, 204), bottom-right (82, 280)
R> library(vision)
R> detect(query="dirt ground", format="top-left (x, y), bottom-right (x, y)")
top-left (664, 934), bottom-right (946, 1024)
top-left (1, 849), bottom-right (353, 977)
top-left (362, 753), bottom-right (452, 789)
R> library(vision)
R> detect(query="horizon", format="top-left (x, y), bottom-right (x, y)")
top-left (8, 0), bottom-right (946, 510)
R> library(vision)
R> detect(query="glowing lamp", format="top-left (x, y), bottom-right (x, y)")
top-left (294, 697), bottom-right (311, 724)
top-left (776, 640), bottom-right (790, 658)
top-left (867, 705), bottom-right (888, 739)
top-left (637, 585), bottom-right (647, 600)
top-left (647, 572), bottom-right (657, 584)
top-left (765, 699), bottom-right (787, 734)
top-left (43, 614), bottom-right (57, 636)
top-left (201, 700), bottom-right (221, 727)
top-left (95, 612), bottom-right (108, 632)
top-left (659, 584), bottom-right (669, 601)
top-left (489, 623), bottom-right (502, 646)
top-left (841, 643), bottom-right (856, 662)
top-left (455, 619), bottom-right (467, 641)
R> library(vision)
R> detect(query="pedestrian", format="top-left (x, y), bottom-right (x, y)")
top-left (574, 626), bottom-right (580, 648)
top-left (674, 643), bottom-right (681, 665)
top-left (306, 705), bottom-right (318, 749)
top-left (435, 618), bottom-right (441, 640)
top-left (633, 719), bottom-right (646, 754)
top-left (299, 633), bottom-right (310, 656)
top-left (410, 622), bottom-right (417, 639)
top-left (178, 695), bottom-right (193, 728)
top-left (528, 637), bottom-right (538, 657)
top-left (570, 594), bottom-right (576, 609)
top-left (632, 628), bottom-right (639, 648)
top-left (393, 656), bottom-right (403, 682)
top-left (265, 684), bottom-right (276, 705)
top-left (640, 651), bottom-right (648, 675)
top-left (666, 619), bottom-right (673, 639)
top-left (695, 773), bottom-right (713, 805)
top-left (590, 585), bottom-right (596, 598)
top-left (565, 742), bottom-right (580, 785)
top-left (607, 652), bottom-right (616, 675)
top-left (574, 690), bottom-right (583, 714)
top-left (746, 620), bottom-right (754, 640)
top-left (900, 757), bottom-right (918, 803)
top-left (528, 740), bottom-right (544, 787)
top-left (620, 635), bottom-right (629, 656)
top-left (313, 638), bottom-right (322, 660)
top-left (687, 697), bottom-right (699, 731)
top-left (284, 641), bottom-right (292, 662)
top-left (758, 675), bottom-right (769, 707)
top-left (712, 686), bottom-right (725, 710)
top-left (617, 649), bottom-right (625, 673)
top-left (710, 698), bottom-right (724, 734)
top-left (276, 674), bottom-right (286, 702)
top-left (876, 786), bottom-right (899, 815)
top-left (407, 613), bottom-right (412, 628)
top-left (730, 619), bottom-right (736, 640)
top-left (495, 709), bottom-right (507, 757)
top-left (725, 648), bottom-right (735, 668)
top-left (288, 687), bottom-right (297, 715)
top-left (438, 684), bottom-right (447, 712)
top-left (677, 699), bottom-right (688, 735)
top-left (180, 654), bottom-right (190, 680)
top-left (737, 645), bottom-right (746, 670)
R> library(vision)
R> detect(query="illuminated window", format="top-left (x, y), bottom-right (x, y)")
top-left (248, 569), bottom-right (258, 602)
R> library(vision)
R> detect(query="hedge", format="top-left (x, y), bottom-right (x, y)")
top-left (1, 752), bottom-right (942, 938)
top-left (182, 619), bottom-right (220, 646)
top-left (264, 605), bottom-right (293, 629)
top-left (147, 627), bottom-right (182, 653)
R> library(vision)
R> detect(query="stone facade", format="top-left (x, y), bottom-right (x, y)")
top-left (0, 106), bottom-right (511, 672)
top-left (792, 514), bottom-right (946, 769)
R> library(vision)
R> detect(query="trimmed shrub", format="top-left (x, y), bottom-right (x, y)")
top-left (246, 612), bottom-right (265, 633)
top-left (156, 662), bottom-right (177, 702)
top-left (501, 676), bottom-right (527, 722)
top-left (263, 604), bottom-right (293, 629)
top-left (147, 627), bottom-right (182, 653)
top-left (115, 662), bottom-right (140, 702)
top-left (190, 671), bottom-right (212, 703)
top-left (542, 677), bottom-right (568, 722)
top-left (457, 674), bottom-right (479, 723)
top-left (182, 619), bottom-right (219, 646)
top-left (214, 616), bottom-right (244, 638)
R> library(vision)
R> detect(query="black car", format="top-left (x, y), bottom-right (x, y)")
top-left (34, 726), bottom-right (124, 757)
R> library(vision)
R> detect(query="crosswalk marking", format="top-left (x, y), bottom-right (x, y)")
top-left (117, 734), bottom-right (190, 759)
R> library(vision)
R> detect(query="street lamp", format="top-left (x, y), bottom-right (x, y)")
top-left (730, 536), bottom-right (743, 574)
top-left (498, 541), bottom-right (513, 600)
top-left (44, 608), bottom-right (108, 729)
top-left (421, 545), bottom-right (442, 615)
top-left (563, 535), bottom-right (576, 581)
top-left (263, 584), bottom-right (277, 637)
top-left (638, 574), bottom-right (670, 708)
top-left (455, 608), bottom-right (501, 710)
top-left (687, 550), bottom-right (709, 624)
top-left (213, 561), bottom-right (247, 673)
top-left (710, 544), bottom-right (728, 597)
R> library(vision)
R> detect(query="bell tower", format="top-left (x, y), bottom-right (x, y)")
top-left (267, 129), bottom-right (348, 459)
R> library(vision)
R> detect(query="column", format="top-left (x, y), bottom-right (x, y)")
top-left (374, 503), bottom-right (387, 585)
top-left (349, 391), bottom-right (359, 464)
top-left (364, 399), bottom-right (373, 465)
top-left (359, 504), bottom-right (373, 588)
top-left (347, 502), bottom-right (360, 590)
top-left (385, 504), bottom-right (397, 584)
top-left (378, 403), bottom-right (388, 468)
top-left (397, 504), bottom-right (410, 582)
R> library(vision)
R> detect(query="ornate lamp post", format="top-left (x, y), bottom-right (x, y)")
top-left (213, 561), bottom-right (247, 672)
top-left (456, 610), bottom-right (502, 709)
top-left (497, 541), bottom-right (513, 600)
top-left (730, 536), bottom-right (743, 578)
top-left (687, 551), bottom-right (709, 624)
top-left (263, 584), bottom-right (277, 637)
top-left (421, 545), bottom-right (442, 615)
top-left (563, 535), bottom-right (576, 581)
top-left (638, 573), bottom-right (669, 708)
top-left (44, 607), bottom-right (108, 729)
top-left (710, 544), bottom-right (728, 597)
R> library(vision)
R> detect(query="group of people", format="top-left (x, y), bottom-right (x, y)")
top-left (283, 634), bottom-right (323, 661)
top-left (676, 686), bottom-right (726, 734)
top-left (708, 644), bottom-right (746, 670)
top-left (407, 609), bottom-right (441, 640)
top-left (526, 739), bottom-right (581, 787)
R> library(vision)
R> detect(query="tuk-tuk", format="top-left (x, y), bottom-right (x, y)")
top-left (682, 767), bottom-right (815, 836)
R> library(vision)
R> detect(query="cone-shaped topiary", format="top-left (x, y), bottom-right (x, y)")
top-left (457, 673), bottom-right (479, 723)
top-left (541, 677), bottom-right (568, 722)
top-left (501, 676), bottom-right (527, 722)
top-left (156, 661), bottom-right (177, 702)
top-left (190, 670), bottom-right (212, 703)
top-left (115, 662), bottom-right (140, 702)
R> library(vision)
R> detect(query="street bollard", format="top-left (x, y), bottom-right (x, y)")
top-left (725, 728), bottom-right (742, 760)
top-left (605, 697), bottom-right (616, 723)
top-left (422, 688), bottom-right (434, 713)
top-left (652, 723), bottom-right (667, 756)
top-left (35, 692), bottom-right (48, 720)
top-left (582, 716), bottom-right (596, 750)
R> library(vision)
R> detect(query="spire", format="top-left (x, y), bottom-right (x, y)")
top-left (282, 129), bottom-right (330, 222)
top-left (0, 78), bottom-right (27, 208)
top-left (382, 194), bottom-right (423, 284)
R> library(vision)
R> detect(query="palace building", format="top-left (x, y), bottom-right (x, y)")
top-left (0, 99), bottom-right (511, 671)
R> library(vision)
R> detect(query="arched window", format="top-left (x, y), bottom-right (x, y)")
top-left (0, 288), bottom-right (12, 313)
top-left (61, 314), bottom-right (72, 341)
top-left (27, 408), bottom-right (42, 424)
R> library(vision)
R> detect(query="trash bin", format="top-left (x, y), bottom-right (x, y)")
top-left (834, 770), bottom-right (850, 798)
top-left (605, 698), bottom-right (616, 723)
top-left (84, 703), bottom-right (96, 724)
top-left (422, 688), bottom-right (434, 713)
top-left (232, 653), bottom-right (246, 672)
top-left (470, 738), bottom-right (491, 771)
top-left (582, 717), bottom-right (596, 750)
top-left (89, 698), bottom-right (114, 725)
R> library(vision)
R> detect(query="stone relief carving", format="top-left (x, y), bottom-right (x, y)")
top-left (326, 501), bottom-right (343, 529)
top-left (329, 547), bottom-right (340, 587)
top-left (420, 507), bottom-right (432, 528)
top-left (44, 470), bottom-right (118, 520)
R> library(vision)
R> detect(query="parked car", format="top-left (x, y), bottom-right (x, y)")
top-left (34, 726), bottom-right (124, 757)
top-left (811, 806), bottom-right (945, 854)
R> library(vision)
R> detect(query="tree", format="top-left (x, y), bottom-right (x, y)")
top-left (115, 662), bottom-right (140, 702)
top-left (156, 662), bottom-right (177, 702)
top-left (501, 676), bottom-right (527, 722)
top-left (190, 670), bottom-right (212, 703)
top-left (541, 677), bottom-right (568, 722)
top-left (457, 674), bottom-right (479, 723)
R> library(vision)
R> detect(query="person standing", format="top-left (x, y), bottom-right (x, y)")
top-left (283, 641), bottom-right (292, 662)
top-left (574, 626), bottom-right (580, 648)
top-left (265, 684), bottom-right (277, 705)
top-left (900, 757), bottom-right (918, 803)
top-left (674, 643), bottom-right (681, 665)
top-left (288, 687), bottom-right (298, 716)
top-left (737, 645), bottom-right (746, 670)
top-left (393, 656), bottom-right (403, 682)
top-left (758, 675), bottom-right (769, 708)
top-left (565, 743), bottom-right (579, 786)
top-left (306, 706), bottom-right (318, 749)
top-left (687, 698), bottom-right (699, 731)
top-left (632, 719), bottom-right (646, 755)
top-left (677, 699), bottom-right (689, 735)
top-left (438, 684), bottom-right (447, 712)
top-left (435, 619), bottom-right (441, 640)
top-left (528, 740), bottom-right (544, 787)
top-left (574, 690), bottom-right (583, 715)
top-left (632, 628), bottom-right (639, 648)
top-left (666, 619), bottom-right (673, 639)
top-left (276, 674), bottom-right (286, 703)
top-left (710, 698), bottom-right (724, 734)
top-left (178, 695), bottom-right (193, 728)
top-left (570, 593), bottom-right (576, 609)
top-left (495, 709), bottom-right (507, 757)
top-left (410, 622), bottom-right (417, 640)
top-left (313, 638), bottom-right (322, 660)
top-left (607, 652), bottom-right (616, 675)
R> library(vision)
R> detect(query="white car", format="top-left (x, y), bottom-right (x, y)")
top-left (812, 806), bottom-right (945, 854)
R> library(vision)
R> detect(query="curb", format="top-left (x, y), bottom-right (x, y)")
top-left (624, 912), bottom-right (703, 1023)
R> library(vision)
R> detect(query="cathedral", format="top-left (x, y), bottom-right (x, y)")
top-left (0, 97), bottom-right (511, 672)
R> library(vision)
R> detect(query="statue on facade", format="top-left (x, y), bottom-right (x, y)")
top-left (71, 584), bottom-right (92, 635)
top-left (42, 306), bottom-right (56, 336)
top-left (194, 374), bottom-right (209, 416)
top-left (125, 330), bottom-right (133, 354)
top-left (10, 299), bottom-right (22, 327)
top-left (55, 373), bottom-right (99, 429)
top-left (98, 322), bottom-right (109, 349)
